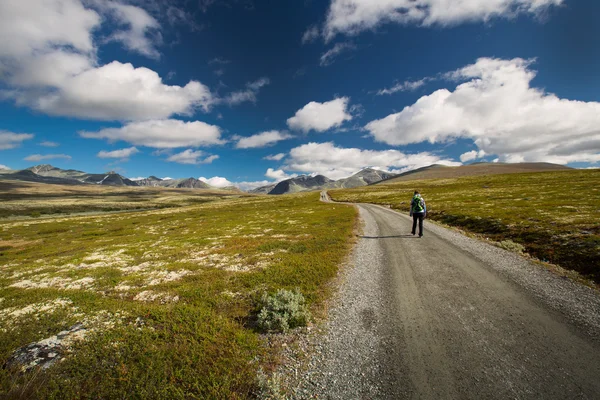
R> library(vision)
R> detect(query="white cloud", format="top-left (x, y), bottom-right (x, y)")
top-left (0, 164), bottom-right (11, 171)
top-left (80, 119), bottom-right (224, 149)
top-left (24, 154), bottom-right (72, 162)
top-left (0, 131), bottom-right (34, 150)
top-left (166, 149), bottom-right (218, 165)
top-left (101, 1), bottom-right (162, 59)
top-left (39, 141), bottom-right (59, 147)
top-left (460, 149), bottom-right (486, 162)
top-left (15, 61), bottom-right (214, 120)
top-left (287, 97), bottom-right (353, 133)
top-left (198, 176), bottom-right (233, 188)
top-left (0, 0), bottom-right (100, 59)
top-left (208, 57), bottom-right (230, 65)
top-left (265, 168), bottom-right (298, 181)
top-left (223, 77), bottom-right (270, 105)
top-left (365, 57), bottom-right (600, 164)
top-left (264, 153), bottom-right (286, 161)
top-left (285, 142), bottom-right (460, 180)
top-left (97, 147), bottom-right (140, 159)
top-left (0, 0), bottom-right (215, 121)
top-left (377, 78), bottom-right (428, 95)
top-left (302, 26), bottom-right (320, 44)
top-left (324, 0), bottom-right (563, 39)
top-left (320, 42), bottom-right (356, 66)
top-left (236, 131), bottom-right (293, 149)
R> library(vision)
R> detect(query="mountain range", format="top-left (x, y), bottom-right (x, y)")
top-left (251, 168), bottom-right (397, 195)
top-left (0, 162), bottom-right (572, 194)
top-left (0, 165), bottom-right (213, 189)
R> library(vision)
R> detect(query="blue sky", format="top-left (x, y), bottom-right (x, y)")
top-left (0, 0), bottom-right (598, 189)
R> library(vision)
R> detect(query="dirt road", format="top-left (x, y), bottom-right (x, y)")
top-left (293, 198), bottom-right (600, 399)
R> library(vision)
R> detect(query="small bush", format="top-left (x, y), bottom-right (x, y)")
top-left (498, 239), bottom-right (525, 254)
top-left (255, 369), bottom-right (285, 400)
top-left (256, 289), bottom-right (310, 333)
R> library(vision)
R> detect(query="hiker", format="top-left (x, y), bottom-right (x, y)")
top-left (410, 190), bottom-right (427, 237)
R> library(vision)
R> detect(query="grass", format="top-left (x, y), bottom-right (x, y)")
top-left (0, 180), bottom-right (245, 219)
top-left (330, 169), bottom-right (600, 284)
top-left (0, 189), bottom-right (356, 399)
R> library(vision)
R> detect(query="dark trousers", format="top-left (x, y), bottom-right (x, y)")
top-left (412, 213), bottom-right (424, 236)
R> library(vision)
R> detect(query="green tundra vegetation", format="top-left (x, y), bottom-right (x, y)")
top-left (0, 186), bottom-right (356, 398)
top-left (330, 169), bottom-right (600, 284)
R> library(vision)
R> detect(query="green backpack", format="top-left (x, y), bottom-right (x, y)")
top-left (412, 196), bottom-right (424, 213)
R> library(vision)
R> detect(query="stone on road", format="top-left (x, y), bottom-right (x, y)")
top-left (294, 201), bottom-right (600, 399)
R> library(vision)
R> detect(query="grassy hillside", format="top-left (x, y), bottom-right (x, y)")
top-left (380, 162), bottom-right (570, 184)
top-left (0, 191), bottom-right (356, 398)
top-left (0, 180), bottom-right (247, 219)
top-left (330, 169), bottom-right (600, 283)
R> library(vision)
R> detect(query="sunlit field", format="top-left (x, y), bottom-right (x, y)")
top-left (0, 186), bottom-right (356, 398)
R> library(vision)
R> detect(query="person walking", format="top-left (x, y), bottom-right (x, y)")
top-left (410, 190), bottom-right (426, 237)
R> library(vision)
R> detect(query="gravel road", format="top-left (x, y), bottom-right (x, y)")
top-left (288, 198), bottom-right (600, 399)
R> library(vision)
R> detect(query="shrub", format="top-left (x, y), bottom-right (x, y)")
top-left (256, 289), bottom-right (310, 333)
top-left (498, 239), bottom-right (525, 254)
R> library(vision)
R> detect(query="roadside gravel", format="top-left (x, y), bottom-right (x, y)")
top-left (275, 202), bottom-right (600, 399)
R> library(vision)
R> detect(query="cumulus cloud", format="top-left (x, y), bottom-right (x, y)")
top-left (101, 1), bottom-right (162, 59)
top-left (236, 131), bottom-right (293, 149)
top-left (24, 154), bottom-right (72, 162)
top-left (287, 97), bottom-right (353, 133)
top-left (264, 153), bottom-right (286, 161)
top-left (365, 57), bottom-right (600, 164)
top-left (0, 131), bottom-right (34, 150)
top-left (285, 142), bottom-right (460, 180)
top-left (97, 147), bottom-right (140, 159)
top-left (265, 168), bottom-right (298, 181)
top-left (0, 0), bottom-right (216, 121)
top-left (0, 164), bottom-right (11, 170)
top-left (460, 149), bottom-right (486, 162)
top-left (222, 77), bottom-right (270, 105)
top-left (324, 0), bottom-right (563, 39)
top-left (80, 119), bottom-right (224, 148)
top-left (14, 61), bottom-right (214, 120)
top-left (167, 149), bottom-right (219, 165)
top-left (198, 176), bottom-right (233, 188)
top-left (320, 42), bottom-right (356, 66)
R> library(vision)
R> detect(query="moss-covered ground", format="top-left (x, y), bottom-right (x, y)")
top-left (0, 189), bottom-right (356, 399)
top-left (330, 169), bottom-right (600, 283)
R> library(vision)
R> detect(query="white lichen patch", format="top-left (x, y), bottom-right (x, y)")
top-left (133, 290), bottom-right (179, 304)
top-left (78, 248), bottom-right (133, 268)
top-left (7, 310), bottom-right (128, 372)
top-left (0, 298), bottom-right (73, 319)
top-left (119, 261), bottom-right (166, 274)
top-left (146, 270), bottom-right (191, 286)
top-left (10, 276), bottom-right (95, 290)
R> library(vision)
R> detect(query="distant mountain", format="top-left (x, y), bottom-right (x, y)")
top-left (268, 175), bottom-right (335, 195)
top-left (134, 176), bottom-right (163, 187)
top-left (252, 168), bottom-right (398, 195)
top-left (334, 168), bottom-right (397, 188)
top-left (378, 162), bottom-right (572, 184)
top-left (17, 164), bottom-right (139, 186)
top-left (135, 176), bottom-right (211, 189)
top-left (249, 183), bottom-right (277, 195)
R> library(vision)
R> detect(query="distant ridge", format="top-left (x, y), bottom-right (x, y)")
top-left (377, 162), bottom-right (571, 184)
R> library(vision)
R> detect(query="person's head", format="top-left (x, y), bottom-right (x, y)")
top-left (414, 190), bottom-right (420, 195)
